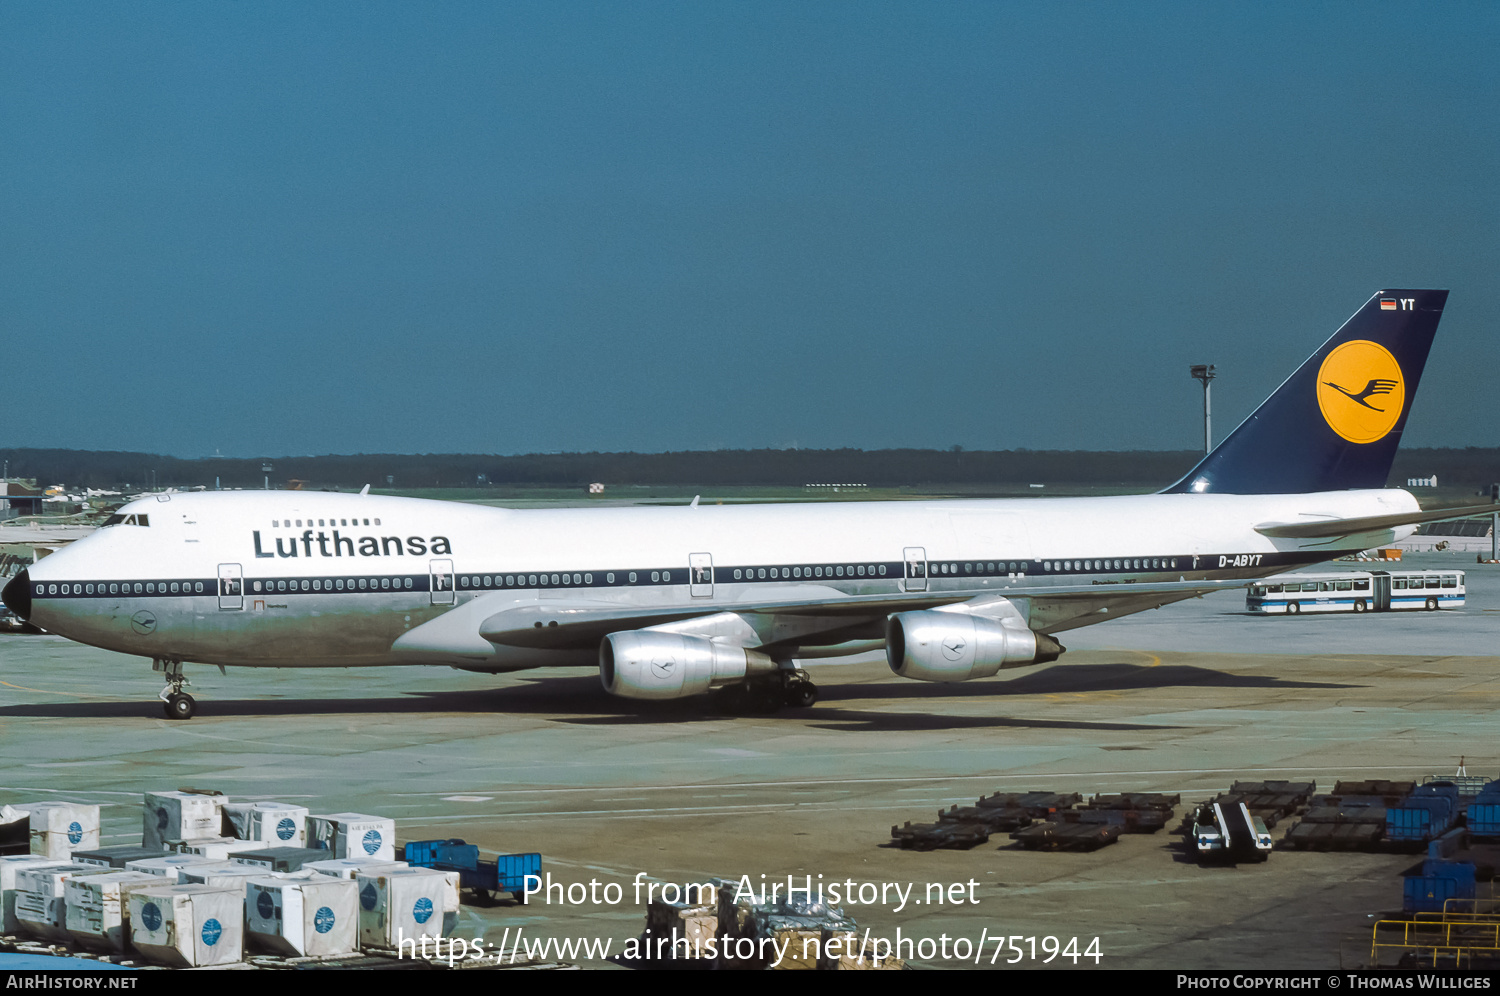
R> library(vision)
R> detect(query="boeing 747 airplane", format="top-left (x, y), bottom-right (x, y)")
top-left (5, 289), bottom-right (1491, 719)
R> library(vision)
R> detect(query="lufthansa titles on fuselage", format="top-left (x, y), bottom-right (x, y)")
top-left (251, 530), bottom-right (452, 559)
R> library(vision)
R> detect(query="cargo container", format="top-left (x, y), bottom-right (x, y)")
top-left (142, 791), bottom-right (223, 851)
top-left (356, 868), bottom-right (452, 948)
top-left (12, 863), bottom-right (112, 941)
top-left (1387, 784), bottom-right (1459, 845)
top-left (0, 855), bottom-right (71, 934)
top-left (63, 871), bottom-right (159, 952)
top-left (72, 846), bottom-right (172, 869)
top-left (1403, 860), bottom-right (1477, 913)
top-left (221, 802), bottom-right (309, 846)
top-left (13, 802), bottom-right (100, 858)
top-left (246, 875), bottom-right (359, 957)
top-left (128, 884), bottom-right (243, 967)
top-left (306, 813), bottom-right (396, 861)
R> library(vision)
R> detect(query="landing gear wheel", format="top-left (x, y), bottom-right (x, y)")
top-left (164, 692), bottom-right (196, 721)
top-left (785, 681), bottom-right (818, 708)
top-left (1287, 601), bottom-right (1301, 615)
top-left (1426, 597), bottom-right (1438, 611)
top-left (1353, 599), bottom-right (1366, 613)
top-left (155, 658), bottom-right (194, 720)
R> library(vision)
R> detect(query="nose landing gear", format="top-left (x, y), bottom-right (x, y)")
top-left (154, 658), bottom-right (196, 720)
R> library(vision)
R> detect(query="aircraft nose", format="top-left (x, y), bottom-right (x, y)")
top-left (2, 569), bottom-right (30, 621)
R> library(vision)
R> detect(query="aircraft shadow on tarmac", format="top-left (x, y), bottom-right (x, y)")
top-left (830, 662), bottom-right (1359, 698)
top-left (0, 663), bottom-right (1358, 726)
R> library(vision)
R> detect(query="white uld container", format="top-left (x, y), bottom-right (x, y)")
top-left (399, 867), bottom-right (461, 935)
top-left (303, 858), bottom-right (409, 880)
top-left (222, 802), bottom-right (309, 846)
top-left (124, 853), bottom-right (222, 883)
top-left (245, 875), bottom-right (358, 957)
top-left (173, 836), bottom-right (270, 860)
top-left (143, 792), bottom-right (223, 850)
top-left (12, 864), bottom-right (111, 941)
top-left (15, 802), bottom-right (100, 858)
top-left (63, 871), bottom-right (159, 952)
top-left (357, 868), bottom-right (452, 948)
top-left (177, 863), bottom-right (275, 889)
top-left (1, 856), bottom-right (70, 934)
top-left (128, 884), bottom-right (243, 968)
top-left (307, 813), bottom-right (396, 861)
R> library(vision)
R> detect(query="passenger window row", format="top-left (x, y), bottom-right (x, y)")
top-left (1041, 558), bottom-right (1177, 572)
top-left (253, 577), bottom-right (415, 592)
top-left (40, 580), bottom-right (203, 596)
top-left (733, 564), bottom-right (888, 580)
top-left (457, 571), bottom-right (668, 589)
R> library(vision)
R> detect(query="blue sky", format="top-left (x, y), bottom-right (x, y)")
top-left (3, 2), bottom-right (1496, 457)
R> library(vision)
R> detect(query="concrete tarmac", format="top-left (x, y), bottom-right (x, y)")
top-left (1, 551), bottom-right (1495, 970)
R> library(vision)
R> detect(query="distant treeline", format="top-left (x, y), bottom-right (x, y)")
top-left (3, 446), bottom-right (1498, 492)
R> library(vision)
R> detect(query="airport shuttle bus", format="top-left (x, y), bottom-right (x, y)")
top-left (1246, 570), bottom-right (1465, 615)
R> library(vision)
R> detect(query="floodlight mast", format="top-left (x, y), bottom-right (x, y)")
top-left (1190, 364), bottom-right (1216, 454)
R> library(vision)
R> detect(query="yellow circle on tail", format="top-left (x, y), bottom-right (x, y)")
top-left (1316, 340), bottom-right (1404, 444)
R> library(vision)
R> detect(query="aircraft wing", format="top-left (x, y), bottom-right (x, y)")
top-left (1254, 503), bottom-right (1500, 539)
top-left (475, 578), bottom-right (1253, 650)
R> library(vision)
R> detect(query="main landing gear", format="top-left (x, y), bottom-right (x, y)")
top-left (154, 658), bottom-right (196, 720)
top-left (712, 669), bottom-right (819, 714)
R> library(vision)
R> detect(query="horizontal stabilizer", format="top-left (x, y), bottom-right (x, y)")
top-left (1254, 503), bottom-right (1500, 539)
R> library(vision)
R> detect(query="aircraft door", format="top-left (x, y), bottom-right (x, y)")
top-left (217, 563), bottom-right (244, 610)
top-left (430, 559), bottom-right (455, 605)
top-left (904, 547), bottom-right (928, 592)
top-left (690, 553), bottom-right (713, 597)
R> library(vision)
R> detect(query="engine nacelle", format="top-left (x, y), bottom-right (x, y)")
top-left (600, 631), bottom-right (774, 700)
top-left (886, 608), bottom-right (1063, 682)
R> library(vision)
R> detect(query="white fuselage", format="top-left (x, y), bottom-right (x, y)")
top-left (19, 488), bottom-right (1418, 671)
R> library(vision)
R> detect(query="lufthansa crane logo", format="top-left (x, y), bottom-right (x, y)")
top-left (1316, 340), bottom-right (1404, 444)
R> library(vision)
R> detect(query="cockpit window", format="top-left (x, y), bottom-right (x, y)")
top-left (101, 514), bottom-right (149, 527)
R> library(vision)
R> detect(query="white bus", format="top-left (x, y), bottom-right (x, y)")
top-left (1246, 570), bottom-right (1465, 615)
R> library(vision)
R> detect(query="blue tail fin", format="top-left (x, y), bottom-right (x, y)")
top-left (1163, 289), bottom-right (1447, 495)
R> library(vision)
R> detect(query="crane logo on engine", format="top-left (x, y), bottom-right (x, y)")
top-left (651, 656), bottom-right (676, 677)
top-left (941, 637), bottom-right (968, 661)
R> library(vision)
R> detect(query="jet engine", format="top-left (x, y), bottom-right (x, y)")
top-left (600, 631), bottom-right (776, 700)
top-left (886, 607), bottom-right (1063, 682)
